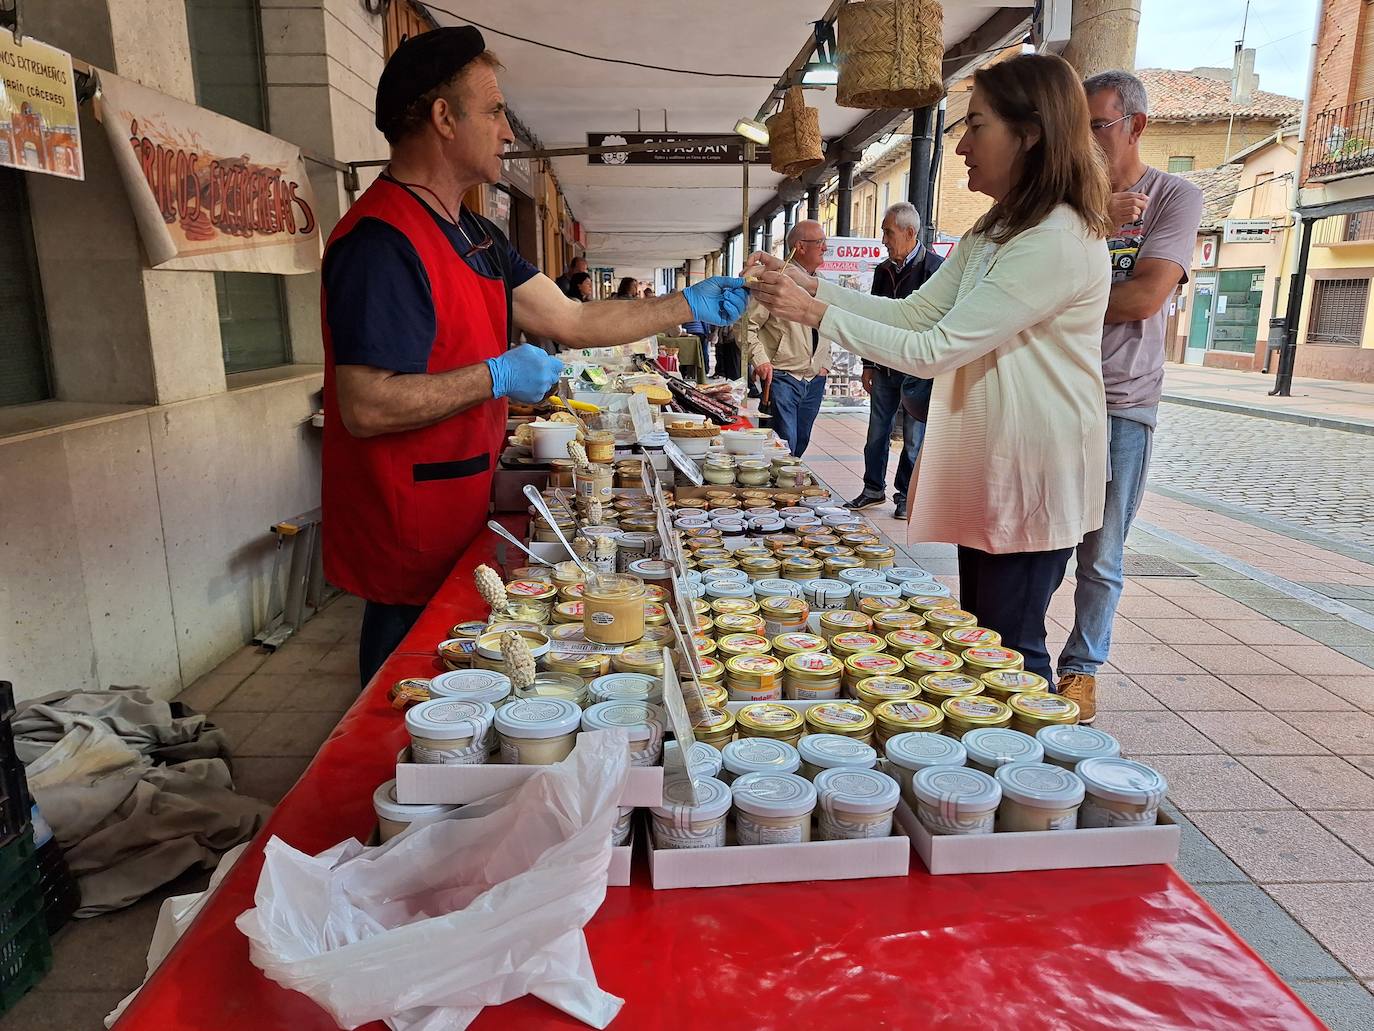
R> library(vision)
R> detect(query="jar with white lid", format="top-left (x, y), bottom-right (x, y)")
top-left (589, 671), bottom-right (662, 706)
top-left (474, 629), bottom-right (550, 673)
top-left (1076, 757), bottom-right (1168, 828)
top-left (801, 578), bottom-right (852, 611)
top-left (852, 580), bottom-right (902, 601)
top-left (837, 567), bottom-right (885, 586)
top-left (911, 766), bottom-right (1002, 836)
top-left (797, 733), bottom-right (878, 780)
top-left (814, 767), bottom-right (901, 840)
top-left (754, 578), bottom-right (805, 601)
top-left (1036, 725), bottom-right (1122, 770)
top-left (372, 780), bottom-right (459, 842)
top-left (612, 806), bottom-right (634, 846)
top-left (961, 727), bottom-right (1045, 776)
top-left (428, 668), bottom-right (512, 704)
top-left (405, 698), bottom-right (496, 765)
top-left (901, 580), bottom-right (953, 600)
top-left (651, 775), bottom-right (732, 849)
top-left (700, 567), bottom-right (749, 585)
top-left (731, 771), bottom-right (818, 844)
top-left (663, 739), bottom-right (724, 779)
top-left (994, 761), bottom-right (1085, 832)
top-left (494, 697), bottom-right (582, 764)
top-left (705, 580), bottom-right (756, 602)
top-left (884, 732), bottom-right (967, 807)
top-left (581, 700), bottom-right (665, 767)
top-left (886, 566), bottom-right (931, 584)
top-left (720, 737), bottom-right (801, 783)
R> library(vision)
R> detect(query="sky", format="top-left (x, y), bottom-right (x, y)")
top-left (1135, 0), bottom-right (1318, 101)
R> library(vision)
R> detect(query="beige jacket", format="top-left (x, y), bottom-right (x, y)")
top-left (817, 205), bottom-right (1110, 554)
top-left (746, 290), bottom-right (830, 379)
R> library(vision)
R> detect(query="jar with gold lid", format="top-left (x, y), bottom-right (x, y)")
top-left (644, 584), bottom-right (671, 604)
top-left (691, 612), bottom-right (714, 634)
top-left (449, 620), bottom-right (487, 643)
top-left (559, 583), bottom-right (587, 602)
top-left (504, 578), bottom-right (559, 622)
top-left (642, 602), bottom-right (669, 628)
top-left (675, 495), bottom-right (709, 511)
top-left (771, 631), bottom-right (827, 658)
top-left (942, 626), bottom-right (1001, 654)
top-left (941, 695), bottom-right (1013, 739)
top-left (918, 671), bottom-right (984, 705)
top-left (803, 701), bottom-right (875, 745)
top-left (853, 543), bottom-right (897, 569)
top-left (552, 599), bottom-right (584, 624)
top-left (548, 622), bottom-right (588, 644)
top-left (620, 515), bottom-right (659, 535)
top-left (840, 532), bottom-right (880, 549)
top-left (582, 573), bottom-right (646, 645)
top-left (544, 648), bottom-right (610, 684)
top-left (781, 555), bottom-right (824, 582)
top-left (924, 607), bottom-right (979, 633)
top-left (802, 532), bottom-right (840, 549)
top-left (857, 596), bottom-right (908, 618)
top-left (759, 596), bottom-right (809, 636)
top-left (733, 542), bottom-right (772, 559)
top-left (814, 544), bottom-right (856, 559)
top-left (690, 633), bottom-right (718, 659)
top-left (710, 597), bottom-right (760, 617)
top-left (699, 682), bottom-right (729, 710)
top-left (725, 654), bottom-right (785, 701)
top-left (717, 633), bottom-right (772, 659)
top-left (740, 488), bottom-right (773, 504)
top-left (764, 533), bottom-right (802, 551)
top-left (854, 674), bottom-right (921, 711)
top-left (737, 702), bottom-right (805, 746)
top-left (884, 628), bottom-right (942, 655)
top-left (474, 628), bottom-right (550, 673)
top-left (782, 652), bottom-right (844, 700)
top-left (640, 624), bottom-right (675, 646)
top-left (614, 461), bottom-right (644, 489)
top-left (680, 653), bottom-right (725, 687)
top-left (828, 630), bottom-right (886, 660)
top-left (507, 565), bottom-right (553, 583)
top-left (740, 556), bottom-right (783, 579)
top-left (1008, 692), bottom-right (1080, 737)
top-left (692, 706), bottom-right (736, 750)
top-left (818, 610), bottom-right (875, 643)
top-left (902, 648), bottom-right (965, 677)
top-left (714, 612), bottom-right (766, 637)
top-left (906, 594), bottom-right (960, 614)
top-left (980, 668), bottom-right (1049, 701)
top-left (548, 458), bottom-right (576, 488)
top-left (843, 652), bottom-right (906, 695)
top-left (873, 699), bottom-right (943, 747)
top-left (612, 642), bottom-right (664, 677)
top-left (871, 611), bottom-right (926, 634)
top-left (961, 646), bottom-right (1025, 676)
top-left (438, 637), bottom-right (477, 670)
top-left (823, 555), bottom-right (864, 577)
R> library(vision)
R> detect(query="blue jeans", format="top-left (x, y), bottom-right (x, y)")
top-left (769, 372), bottom-right (826, 457)
top-left (862, 366), bottom-right (926, 500)
top-left (1058, 416), bottom-right (1154, 677)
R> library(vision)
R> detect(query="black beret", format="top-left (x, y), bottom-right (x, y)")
top-left (375, 25), bottom-right (486, 137)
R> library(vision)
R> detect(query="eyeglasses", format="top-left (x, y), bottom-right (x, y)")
top-left (795, 237), bottom-right (826, 245)
top-left (1090, 114), bottom-right (1136, 134)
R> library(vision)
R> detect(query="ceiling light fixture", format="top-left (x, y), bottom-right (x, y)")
top-left (733, 117), bottom-right (770, 146)
top-left (800, 19), bottom-right (838, 86)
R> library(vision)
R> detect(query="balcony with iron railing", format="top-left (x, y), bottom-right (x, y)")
top-left (1308, 98), bottom-right (1374, 181)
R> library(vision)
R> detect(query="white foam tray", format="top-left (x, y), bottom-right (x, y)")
top-left (645, 824), bottom-right (910, 889)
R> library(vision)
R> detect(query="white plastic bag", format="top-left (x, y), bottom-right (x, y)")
top-left (235, 729), bottom-right (629, 1031)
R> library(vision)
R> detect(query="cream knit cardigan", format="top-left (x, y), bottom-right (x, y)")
top-left (817, 205), bottom-right (1110, 554)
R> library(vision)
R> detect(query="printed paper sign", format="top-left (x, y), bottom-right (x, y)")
top-left (0, 31), bottom-right (83, 179)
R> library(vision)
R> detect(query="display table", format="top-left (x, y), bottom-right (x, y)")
top-left (113, 524), bottom-right (1324, 1031)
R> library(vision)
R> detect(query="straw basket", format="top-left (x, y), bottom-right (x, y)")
top-left (836, 0), bottom-right (944, 110)
top-left (765, 87), bottom-right (824, 178)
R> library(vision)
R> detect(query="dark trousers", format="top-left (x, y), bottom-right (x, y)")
top-left (359, 601), bottom-right (425, 689)
top-left (716, 340), bottom-right (742, 381)
top-left (862, 366), bottom-right (923, 500)
top-left (957, 545), bottom-right (1073, 683)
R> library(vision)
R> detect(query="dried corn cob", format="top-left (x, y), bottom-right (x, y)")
top-left (586, 498), bottom-right (603, 526)
top-left (567, 439), bottom-right (591, 473)
top-left (501, 630), bottom-right (537, 693)
top-left (474, 563), bottom-right (508, 616)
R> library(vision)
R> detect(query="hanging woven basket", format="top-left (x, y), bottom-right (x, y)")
top-left (836, 0), bottom-right (944, 110)
top-left (765, 87), bottom-right (825, 178)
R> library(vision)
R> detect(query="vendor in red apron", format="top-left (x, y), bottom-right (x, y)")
top-left (323, 26), bottom-right (749, 687)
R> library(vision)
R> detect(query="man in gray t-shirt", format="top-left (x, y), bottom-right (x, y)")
top-left (1057, 71), bottom-right (1205, 723)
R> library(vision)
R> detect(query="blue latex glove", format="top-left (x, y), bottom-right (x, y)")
top-left (683, 276), bottom-right (750, 326)
top-left (486, 344), bottom-right (564, 404)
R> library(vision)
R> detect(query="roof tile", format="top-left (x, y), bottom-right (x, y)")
top-left (1136, 68), bottom-right (1301, 121)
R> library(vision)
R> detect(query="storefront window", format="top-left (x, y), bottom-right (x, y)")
top-left (215, 272), bottom-right (292, 373)
top-left (0, 169), bottom-right (51, 406)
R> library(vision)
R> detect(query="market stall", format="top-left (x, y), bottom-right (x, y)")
top-left (113, 363), bottom-right (1325, 1031)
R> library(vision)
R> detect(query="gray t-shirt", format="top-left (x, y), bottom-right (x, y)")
top-left (1101, 165), bottom-right (1205, 417)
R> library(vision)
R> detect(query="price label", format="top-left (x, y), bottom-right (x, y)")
top-left (659, 651), bottom-right (701, 805)
top-left (547, 640), bottom-right (626, 656)
top-left (664, 439), bottom-right (704, 486)
top-left (628, 393), bottom-right (655, 440)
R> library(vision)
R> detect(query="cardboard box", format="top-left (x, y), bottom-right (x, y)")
top-left (646, 823), bottom-right (910, 889)
top-left (895, 798), bottom-right (1180, 875)
top-left (395, 759), bottom-right (664, 808)
top-left (608, 828), bottom-right (633, 887)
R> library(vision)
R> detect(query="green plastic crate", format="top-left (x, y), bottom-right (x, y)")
top-left (0, 832), bottom-right (51, 1015)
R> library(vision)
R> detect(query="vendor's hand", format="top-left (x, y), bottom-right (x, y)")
top-left (683, 276), bottom-right (749, 326)
top-left (486, 343), bottom-right (564, 404)
top-left (750, 270), bottom-right (825, 328)
top-left (1109, 191), bottom-right (1150, 228)
top-left (861, 367), bottom-right (874, 394)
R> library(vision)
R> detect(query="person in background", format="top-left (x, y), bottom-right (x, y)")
top-left (641, 282), bottom-right (656, 298)
top-left (1055, 70), bottom-right (1205, 723)
top-left (554, 254), bottom-right (586, 296)
top-left (746, 220), bottom-right (831, 456)
top-left (566, 271), bottom-right (593, 301)
top-left (747, 54), bottom-right (1113, 682)
top-left (845, 201), bottom-right (944, 519)
top-left (614, 277), bottom-right (640, 299)
top-left (323, 26), bottom-right (748, 688)
top-left (714, 321), bottom-right (742, 380)
top-left (680, 314), bottom-right (711, 376)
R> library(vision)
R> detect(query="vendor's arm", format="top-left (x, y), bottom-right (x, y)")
top-left (335, 363), bottom-right (494, 438)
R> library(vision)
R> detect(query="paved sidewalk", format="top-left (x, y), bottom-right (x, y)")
top-left (1162, 364), bottom-right (1374, 434)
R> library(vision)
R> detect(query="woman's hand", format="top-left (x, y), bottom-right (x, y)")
top-left (749, 270), bottom-right (826, 328)
top-left (743, 252), bottom-right (819, 296)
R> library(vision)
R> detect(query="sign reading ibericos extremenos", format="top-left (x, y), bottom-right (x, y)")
top-left (95, 71), bottom-right (320, 274)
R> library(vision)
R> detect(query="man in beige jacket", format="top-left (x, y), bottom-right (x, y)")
top-left (746, 221), bottom-right (830, 456)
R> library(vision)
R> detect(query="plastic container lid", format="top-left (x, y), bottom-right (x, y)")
top-left (798, 733), bottom-right (878, 771)
top-left (493, 697), bottom-right (582, 739)
top-left (721, 737), bottom-right (802, 777)
top-left (581, 699), bottom-right (664, 740)
top-left (640, 430), bottom-right (669, 448)
top-left (1076, 757), bottom-right (1168, 806)
top-left (705, 581), bottom-right (756, 600)
top-left (589, 672), bottom-right (661, 704)
top-left (802, 578), bottom-right (851, 606)
top-left (700, 567), bottom-right (748, 584)
top-left (405, 698), bottom-right (496, 741)
top-left (428, 669), bottom-right (512, 704)
top-left (814, 767), bottom-right (900, 815)
top-left (837, 567), bottom-right (886, 585)
top-left (901, 580), bottom-right (953, 598)
top-left (731, 771), bottom-right (818, 819)
top-left (911, 765), bottom-right (1002, 814)
top-left (886, 566), bottom-right (932, 584)
top-left (372, 779), bottom-right (458, 824)
top-left (853, 581), bottom-right (902, 599)
top-left (995, 761), bottom-right (1086, 809)
top-left (651, 774), bottom-right (732, 821)
top-left (884, 731), bottom-right (967, 771)
top-left (962, 727), bottom-right (1045, 770)
top-left (754, 578), bottom-right (805, 600)
top-left (1037, 725), bottom-right (1122, 765)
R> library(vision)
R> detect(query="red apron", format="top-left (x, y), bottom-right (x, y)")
top-left (320, 179), bottom-right (508, 606)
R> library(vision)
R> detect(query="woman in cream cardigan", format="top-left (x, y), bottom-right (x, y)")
top-left (749, 54), bottom-right (1113, 683)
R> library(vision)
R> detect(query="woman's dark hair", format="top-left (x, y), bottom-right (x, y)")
top-left (567, 272), bottom-right (592, 299)
top-left (970, 53), bottom-right (1113, 244)
top-left (614, 277), bottom-right (638, 298)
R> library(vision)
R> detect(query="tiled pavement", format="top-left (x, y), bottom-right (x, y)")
top-left (11, 410), bottom-right (1374, 1030)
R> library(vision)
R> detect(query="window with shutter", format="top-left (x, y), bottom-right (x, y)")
top-left (1167, 156), bottom-right (1195, 173)
top-left (1307, 278), bottom-right (1370, 345)
top-left (0, 169), bottom-right (52, 406)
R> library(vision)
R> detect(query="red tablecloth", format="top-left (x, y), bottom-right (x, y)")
top-left (114, 528), bottom-right (1323, 1031)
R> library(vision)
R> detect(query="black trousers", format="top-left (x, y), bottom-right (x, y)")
top-left (359, 601), bottom-right (426, 689)
top-left (956, 545), bottom-right (1073, 684)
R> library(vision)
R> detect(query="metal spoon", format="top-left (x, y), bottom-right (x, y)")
top-left (486, 520), bottom-right (554, 567)
top-left (523, 484), bottom-right (592, 576)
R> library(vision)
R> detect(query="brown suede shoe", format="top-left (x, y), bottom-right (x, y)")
top-left (1058, 673), bottom-right (1097, 724)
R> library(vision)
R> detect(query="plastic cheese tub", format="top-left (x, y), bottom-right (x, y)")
top-left (731, 771), bottom-right (818, 845)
